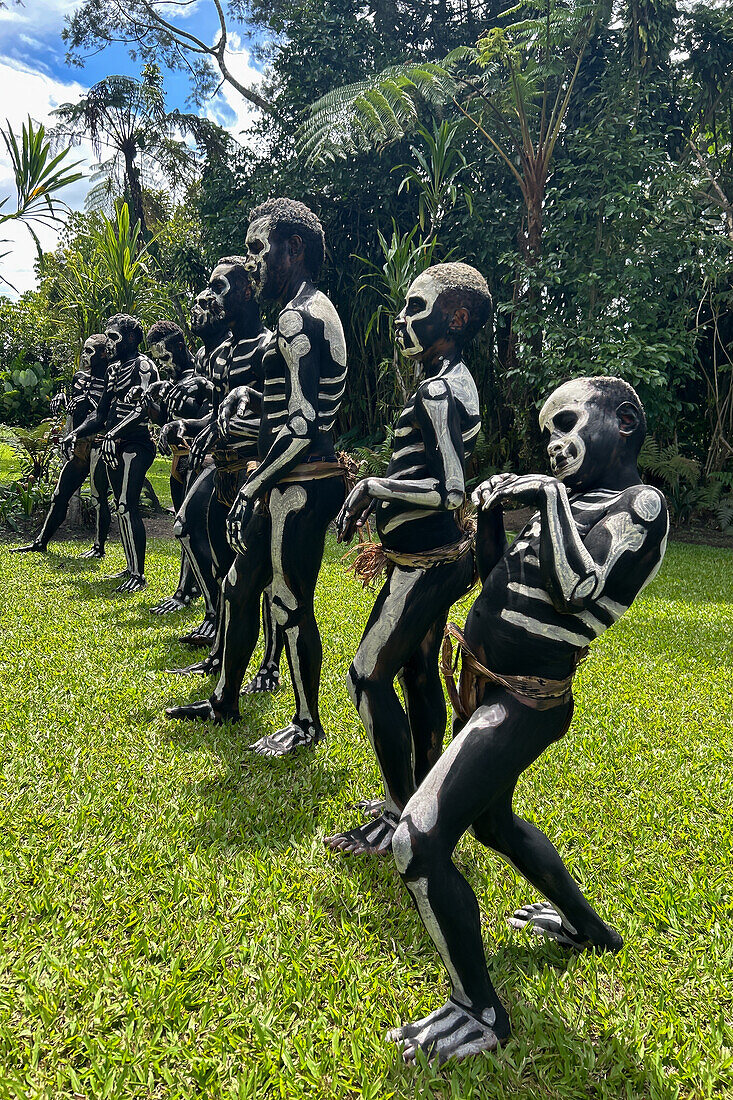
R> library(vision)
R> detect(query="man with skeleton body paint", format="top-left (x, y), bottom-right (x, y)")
top-left (162, 259), bottom-right (283, 689)
top-left (386, 376), bottom-right (668, 1065)
top-left (166, 199), bottom-right (348, 756)
top-left (66, 314), bottom-right (159, 592)
top-left (136, 320), bottom-right (208, 615)
top-left (325, 263), bottom-right (491, 856)
top-left (12, 334), bottom-right (112, 557)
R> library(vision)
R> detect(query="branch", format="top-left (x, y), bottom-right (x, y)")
top-left (452, 97), bottom-right (527, 197)
top-left (137, 0), bottom-right (277, 116)
top-left (687, 138), bottom-right (733, 243)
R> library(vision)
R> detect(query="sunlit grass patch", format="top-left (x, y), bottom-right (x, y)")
top-left (0, 536), bottom-right (730, 1098)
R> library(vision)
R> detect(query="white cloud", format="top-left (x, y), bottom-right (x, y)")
top-left (204, 33), bottom-right (268, 153)
top-left (0, 58), bottom-right (93, 296)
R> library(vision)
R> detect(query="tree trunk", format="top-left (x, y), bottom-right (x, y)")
top-left (123, 147), bottom-right (147, 236)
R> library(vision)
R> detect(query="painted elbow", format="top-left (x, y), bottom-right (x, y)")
top-left (445, 489), bottom-right (465, 511)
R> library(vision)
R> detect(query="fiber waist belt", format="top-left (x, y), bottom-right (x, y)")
top-left (384, 533), bottom-right (474, 569)
top-left (440, 622), bottom-right (583, 721)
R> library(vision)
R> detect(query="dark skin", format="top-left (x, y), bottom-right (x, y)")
top-left (167, 265), bottom-right (261, 473)
top-left (224, 225), bottom-right (318, 545)
top-left (335, 290), bottom-right (470, 544)
top-left (388, 390), bottom-right (664, 1066)
top-left (326, 282), bottom-right (478, 855)
top-left (12, 336), bottom-right (110, 554)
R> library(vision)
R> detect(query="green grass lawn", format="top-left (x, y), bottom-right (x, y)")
top-left (0, 534), bottom-right (731, 1099)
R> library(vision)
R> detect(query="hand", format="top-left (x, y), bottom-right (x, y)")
top-left (472, 473), bottom-right (518, 511)
top-left (158, 420), bottom-right (185, 456)
top-left (127, 385), bottom-right (145, 406)
top-left (336, 478), bottom-right (376, 543)
top-left (226, 490), bottom-right (255, 555)
top-left (50, 392), bottom-right (67, 416)
top-left (167, 376), bottom-right (206, 417)
top-left (101, 435), bottom-right (118, 467)
top-left (60, 432), bottom-right (77, 461)
top-left (477, 473), bottom-right (557, 511)
top-left (217, 389), bottom-right (246, 439)
top-left (189, 423), bottom-right (218, 473)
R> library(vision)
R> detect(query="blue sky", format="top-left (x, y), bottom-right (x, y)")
top-left (0, 0), bottom-right (265, 293)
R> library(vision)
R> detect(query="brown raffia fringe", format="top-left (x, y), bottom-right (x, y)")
top-left (440, 622), bottom-right (585, 722)
top-left (342, 529), bottom-right (388, 588)
top-left (73, 439), bottom-right (93, 464)
top-left (344, 531), bottom-right (475, 589)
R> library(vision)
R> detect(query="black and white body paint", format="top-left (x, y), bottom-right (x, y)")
top-left (167, 199), bottom-right (346, 753)
top-left (165, 260), bottom-right (283, 687)
top-left (13, 334), bottom-right (112, 556)
top-left (70, 314), bottom-right (159, 592)
top-left (325, 263), bottom-right (490, 856)
top-left (388, 376), bottom-right (668, 1065)
top-left (142, 321), bottom-right (205, 615)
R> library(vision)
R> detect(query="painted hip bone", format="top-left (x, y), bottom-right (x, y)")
top-left (325, 262), bottom-right (491, 858)
top-left (166, 199), bottom-right (347, 756)
top-left (387, 375), bottom-right (668, 1065)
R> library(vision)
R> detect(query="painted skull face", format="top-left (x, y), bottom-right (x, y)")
top-left (105, 326), bottom-right (124, 361)
top-left (191, 265), bottom-right (232, 334)
top-left (395, 273), bottom-right (444, 360)
top-left (540, 379), bottom-right (618, 490)
top-left (80, 339), bottom-right (95, 369)
top-left (149, 340), bottom-right (176, 378)
top-left (244, 217), bottom-right (275, 300)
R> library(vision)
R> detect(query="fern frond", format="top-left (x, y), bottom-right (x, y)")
top-left (296, 60), bottom-right (460, 165)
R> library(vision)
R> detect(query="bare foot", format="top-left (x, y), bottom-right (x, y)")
top-left (349, 796), bottom-right (385, 819)
top-left (165, 699), bottom-right (238, 724)
top-left (166, 656), bottom-right (220, 676)
top-left (180, 616), bottom-right (216, 647)
top-left (10, 542), bottom-right (46, 553)
top-left (508, 901), bottom-right (623, 952)
top-left (115, 574), bottom-right (146, 593)
top-left (79, 544), bottom-right (104, 559)
top-left (242, 664), bottom-right (281, 694)
top-left (324, 812), bottom-right (397, 855)
top-left (150, 592), bottom-right (192, 614)
top-left (387, 999), bottom-right (509, 1065)
top-left (249, 721), bottom-right (323, 757)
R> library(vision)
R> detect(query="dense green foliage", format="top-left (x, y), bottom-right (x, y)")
top-left (0, 533), bottom-right (730, 1097)
top-left (1, 0), bottom-right (731, 497)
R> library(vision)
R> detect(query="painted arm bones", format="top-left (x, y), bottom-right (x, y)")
top-left (477, 474), bottom-right (663, 613)
top-left (226, 315), bottom-right (321, 553)
top-left (337, 378), bottom-right (466, 543)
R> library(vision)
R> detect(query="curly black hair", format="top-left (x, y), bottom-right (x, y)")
top-left (248, 199), bottom-right (326, 280)
top-left (106, 313), bottom-right (144, 345)
top-left (424, 263), bottom-right (493, 345)
top-left (146, 319), bottom-right (186, 347)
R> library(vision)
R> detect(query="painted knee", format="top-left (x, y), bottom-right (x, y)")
top-left (173, 514), bottom-right (185, 537)
top-left (393, 816), bottom-right (436, 879)
top-left (270, 579), bottom-right (301, 629)
top-left (392, 819), bottom-right (415, 875)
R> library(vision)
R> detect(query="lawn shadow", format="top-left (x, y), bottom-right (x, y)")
top-left (173, 715), bottom-right (348, 853)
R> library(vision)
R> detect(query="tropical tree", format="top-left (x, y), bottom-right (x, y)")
top-left (63, 0), bottom-right (274, 114)
top-left (0, 117), bottom-right (84, 288)
top-left (51, 64), bottom-right (227, 235)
